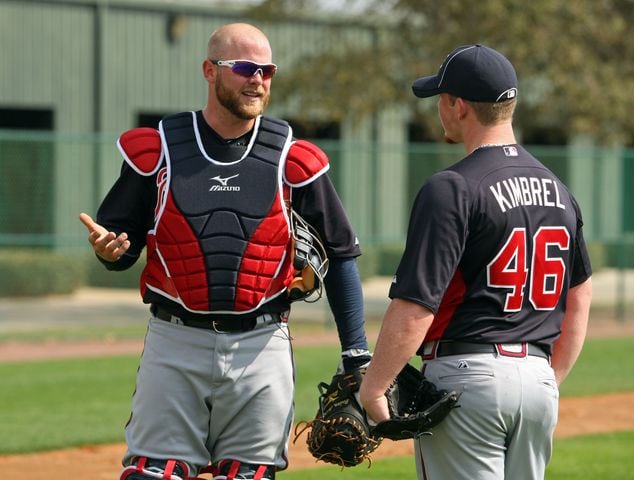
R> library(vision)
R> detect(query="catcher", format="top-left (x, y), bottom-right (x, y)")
top-left (80, 23), bottom-right (373, 480)
top-left (299, 362), bottom-right (460, 467)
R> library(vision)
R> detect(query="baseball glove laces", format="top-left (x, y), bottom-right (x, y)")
top-left (294, 368), bottom-right (381, 467)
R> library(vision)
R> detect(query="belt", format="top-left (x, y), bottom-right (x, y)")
top-left (151, 305), bottom-right (285, 333)
top-left (422, 341), bottom-right (549, 360)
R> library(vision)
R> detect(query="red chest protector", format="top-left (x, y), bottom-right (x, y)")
top-left (117, 114), bottom-right (328, 314)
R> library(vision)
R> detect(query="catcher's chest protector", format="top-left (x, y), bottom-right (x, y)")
top-left (144, 112), bottom-right (294, 313)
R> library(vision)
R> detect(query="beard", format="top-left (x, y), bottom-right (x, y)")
top-left (215, 76), bottom-right (270, 120)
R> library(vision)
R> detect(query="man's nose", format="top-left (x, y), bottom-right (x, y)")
top-left (247, 70), bottom-right (264, 83)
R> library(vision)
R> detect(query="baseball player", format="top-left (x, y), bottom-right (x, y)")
top-left (79, 23), bottom-right (370, 480)
top-left (359, 44), bottom-right (592, 479)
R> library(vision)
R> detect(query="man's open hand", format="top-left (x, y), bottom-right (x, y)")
top-left (79, 212), bottom-right (130, 262)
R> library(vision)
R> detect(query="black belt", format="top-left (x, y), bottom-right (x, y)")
top-left (422, 341), bottom-right (549, 360)
top-left (151, 305), bottom-right (283, 333)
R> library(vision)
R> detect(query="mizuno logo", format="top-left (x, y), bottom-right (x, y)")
top-left (210, 174), bottom-right (240, 192)
top-left (211, 174), bottom-right (239, 186)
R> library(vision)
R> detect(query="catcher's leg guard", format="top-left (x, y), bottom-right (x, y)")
top-left (211, 459), bottom-right (276, 479)
top-left (119, 456), bottom-right (191, 480)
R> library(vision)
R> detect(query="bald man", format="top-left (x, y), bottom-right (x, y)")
top-left (80, 23), bottom-right (370, 480)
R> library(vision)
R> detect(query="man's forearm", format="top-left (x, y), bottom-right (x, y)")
top-left (359, 298), bottom-right (433, 422)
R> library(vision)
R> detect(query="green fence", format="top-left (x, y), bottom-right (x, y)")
top-left (0, 130), bottom-right (634, 249)
top-left (1, 129), bottom-right (633, 259)
top-left (2, 130), bottom-right (634, 320)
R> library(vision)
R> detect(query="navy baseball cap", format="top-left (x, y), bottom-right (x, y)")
top-left (412, 44), bottom-right (518, 102)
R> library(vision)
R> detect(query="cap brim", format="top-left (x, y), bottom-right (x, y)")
top-left (412, 75), bottom-right (442, 98)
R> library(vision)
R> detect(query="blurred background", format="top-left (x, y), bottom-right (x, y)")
top-left (1, 3), bottom-right (633, 477)
top-left (0, 0), bottom-right (632, 322)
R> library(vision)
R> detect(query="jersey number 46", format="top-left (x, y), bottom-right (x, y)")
top-left (487, 227), bottom-right (570, 312)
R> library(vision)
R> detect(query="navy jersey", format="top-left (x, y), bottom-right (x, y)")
top-left (389, 145), bottom-right (592, 353)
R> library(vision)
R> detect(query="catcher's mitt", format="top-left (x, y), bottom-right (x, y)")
top-left (371, 363), bottom-right (461, 440)
top-left (295, 369), bottom-right (381, 467)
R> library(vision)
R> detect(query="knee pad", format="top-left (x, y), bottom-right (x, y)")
top-left (212, 459), bottom-right (275, 480)
top-left (120, 457), bottom-right (190, 480)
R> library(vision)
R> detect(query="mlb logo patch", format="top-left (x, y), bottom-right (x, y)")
top-left (503, 146), bottom-right (518, 157)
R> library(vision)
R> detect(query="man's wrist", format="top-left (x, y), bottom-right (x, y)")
top-left (341, 348), bottom-right (372, 372)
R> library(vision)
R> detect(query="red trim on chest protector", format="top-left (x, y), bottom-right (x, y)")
top-left (119, 127), bottom-right (162, 174)
top-left (285, 140), bottom-right (328, 184)
top-left (141, 191), bottom-right (207, 309)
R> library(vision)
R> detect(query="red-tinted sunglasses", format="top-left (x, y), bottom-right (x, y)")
top-left (211, 59), bottom-right (278, 79)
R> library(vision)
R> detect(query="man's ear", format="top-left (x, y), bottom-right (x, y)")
top-left (456, 97), bottom-right (470, 120)
top-left (202, 58), bottom-right (215, 83)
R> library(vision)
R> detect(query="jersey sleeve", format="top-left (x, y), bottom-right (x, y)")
top-left (570, 197), bottom-right (593, 286)
top-left (291, 174), bottom-right (361, 258)
top-left (95, 162), bottom-right (157, 270)
top-left (389, 170), bottom-right (470, 312)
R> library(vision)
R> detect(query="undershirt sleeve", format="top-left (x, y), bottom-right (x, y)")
top-left (323, 257), bottom-right (368, 351)
top-left (292, 174), bottom-right (367, 352)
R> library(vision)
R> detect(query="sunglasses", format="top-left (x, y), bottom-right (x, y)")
top-left (211, 59), bottom-right (278, 79)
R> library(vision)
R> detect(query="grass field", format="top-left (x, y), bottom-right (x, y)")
top-left (1, 336), bottom-right (633, 455)
top-left (279, 431), bottom-right (634, 479)
top-left (1, 336), bottom-right (633, 479)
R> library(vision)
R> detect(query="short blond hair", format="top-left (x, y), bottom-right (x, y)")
top-left (467, 99), bottom-right (516, 125)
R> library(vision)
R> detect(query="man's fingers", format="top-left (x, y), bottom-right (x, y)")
top-left (359, 392), bottom-right (390, 424)
top-left (91, 230), bottom-right (114, 249)
top-left (97, 233), bottom-right (130, 261)
top-left (78, 212), bottom-right (94, 228)
top-left (113, 238), bottom-right (131, 256)
top-left (79, 212), bottom-right (100, 233)
top-left (80, 212), bottom-right (130, 261)
top-left (87, 230), bottom-right (101, 244)
top-left (108, 233), bottom-right (129, 253)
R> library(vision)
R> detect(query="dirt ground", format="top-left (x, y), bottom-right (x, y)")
top-left (2, 315), bottom-right (634, 363)
top-left (1, 320), bottom-right (634, 479)
top-left (1, 392), bottom-right (633, 479)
